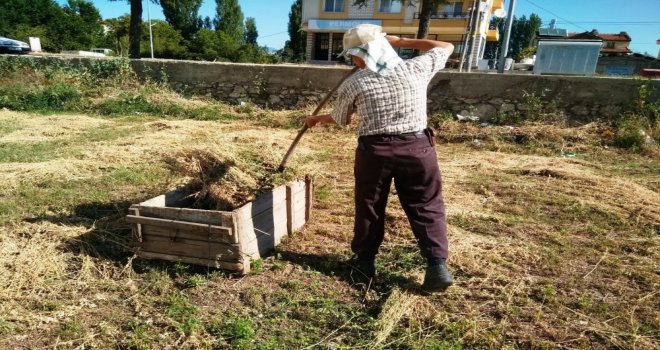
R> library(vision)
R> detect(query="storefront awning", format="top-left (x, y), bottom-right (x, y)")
top-left (307, 19), bottom-right (383, 31)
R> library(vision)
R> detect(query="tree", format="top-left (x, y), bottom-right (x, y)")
top-left (215, 0), bottom-right (244, 44)
top-left (141, 19), bottom-right (186, 58)
top-left (102, 16), bottom-right (131, 56)
top-left (202, 16), bottom-right (213, 30)
top-left (190, 27), bottom-right (221, 60)
top-left (0, 0), bottom-right (105, 52)
top-left (159, 0), bottom-right (203, 40)
top-left (245, 17), bottom-right (258, 45)
top-left (282, 0), bottom-right (305, 62)
top-left (352, 0), bottom-right (448, 40)
top-left (63, 0), bottom-right (105, 48)
top-left (484, 14), bottom-right (542, 61)
top-left (509, 14), bottom-right (542, 60)
top-left (109, 0), bottom-right (159, 59)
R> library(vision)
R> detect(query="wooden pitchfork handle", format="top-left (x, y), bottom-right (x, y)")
top-left (277, 67), bottom-right (359, 172)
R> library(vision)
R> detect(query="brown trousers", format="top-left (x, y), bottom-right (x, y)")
top-left (352, 129), bottom-right (449, 260)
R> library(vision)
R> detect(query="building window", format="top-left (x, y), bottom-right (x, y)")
top-left (324, 0), bottom-right (344, 12)
top-left (605, 41), bottom-right (615, 48)
top-left (441, 2), bottom-right (464, 17)
top-left (379, 0), bottom-right (402, 13)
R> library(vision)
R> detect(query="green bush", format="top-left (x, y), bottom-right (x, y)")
top-left (96, 93), bottom-right (237, 120)
top-left (0, 83), bottom-right (81, 112)
top-left (610, 120), bottom-right (647, 150)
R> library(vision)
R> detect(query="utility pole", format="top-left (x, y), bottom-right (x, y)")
top-left (497, 0), bottom-right (516, 73)
top-left (146, 0), bottom-right (154, 59)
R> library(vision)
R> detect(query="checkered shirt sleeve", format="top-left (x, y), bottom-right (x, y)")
top-left (331, 48), bottom-right (449, 136)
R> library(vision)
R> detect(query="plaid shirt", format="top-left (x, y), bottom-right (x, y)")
top-left (331, 48), bottom-right (449, 136)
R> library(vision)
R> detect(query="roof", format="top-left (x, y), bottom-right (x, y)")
top-left (568, 30), bottom-right (631, 42)
top-left (538, 28), bottom-right (567, 37)
top-left (601, 48), bottom-right (632, 54)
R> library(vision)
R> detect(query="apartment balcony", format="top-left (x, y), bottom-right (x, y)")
top-left (492, 0), bottom-right (505, 11)
top-left (413, 12), bottom-right (471, 20)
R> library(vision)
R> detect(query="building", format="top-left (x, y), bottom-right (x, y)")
top-left (301, 0), bottom-right (503, 67)
top-left (567, 30), bottom-right (632, 56)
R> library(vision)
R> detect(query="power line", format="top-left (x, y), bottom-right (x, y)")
top-left (523, 0), bottom-right (590, 32)
top-left (556, 21), bottom-right (660, 26)
top-left (557, 21), bottom-right (660, 24)
top-left (260, 31), bottom-right (288, 39)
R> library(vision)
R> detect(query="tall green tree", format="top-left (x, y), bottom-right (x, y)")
top-left (282, 0), bottom-right (305, 62)
top-left (159, 0), bottom-right (203, 40)
top-left (141, 19), bottom-right (186, 58)
top-left (0, 0), bottom-right (61, 39)
top-left (484, 14), bottom-right (542, 61)
top-left (202, 16), bottom-right (213, 30)
top-left (0, 0), bottom-right (105, 52)
top-left (102, 16), bottom-right (131, 56)
top-left (245, 17), bottom-right (258, 44)
top-left (215, 0), bottom-right (244, 44)
top-left (352, 0), bottom-right (448, 40)
top-left (63, 0), bottom-right (105, 48)
top-left (109, 0), bottom-right (159, 59)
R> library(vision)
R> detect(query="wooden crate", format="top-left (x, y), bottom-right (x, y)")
top-left (126, 178), bottom-right (312, 274)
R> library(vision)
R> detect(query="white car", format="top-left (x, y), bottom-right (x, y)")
top-left (0, 36), bottom-right (30, 54)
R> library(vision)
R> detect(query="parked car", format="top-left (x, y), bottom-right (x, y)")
top-left (0, 36), bottom-right (30, 54)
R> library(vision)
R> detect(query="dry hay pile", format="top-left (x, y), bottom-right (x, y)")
top-left (165, 151), bottom-right (260, 211)
top-left (164, 145), bottom-right (302, 211)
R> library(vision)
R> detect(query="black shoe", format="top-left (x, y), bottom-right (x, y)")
top-left (421, 261), bottom-right (453, 293)
top-left (348, 255), bottom-right (376, 278)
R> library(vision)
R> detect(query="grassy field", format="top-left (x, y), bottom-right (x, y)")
top-left (0, 103), bottom-right (658, 349)
top-left (0, 55), bottom-right (658, 349)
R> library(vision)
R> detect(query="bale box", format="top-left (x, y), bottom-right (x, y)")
top-left (125, 179), bottom-right (312, 274)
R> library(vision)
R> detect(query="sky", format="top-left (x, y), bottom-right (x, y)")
top-left (61, 0), bottom-right (659, 55)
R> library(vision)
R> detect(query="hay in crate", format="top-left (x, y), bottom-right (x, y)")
top-left (127, 150), bottom-right (312, 274)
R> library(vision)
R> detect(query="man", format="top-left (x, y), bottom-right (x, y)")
top-left (305, 24), bottom-right (454, 293)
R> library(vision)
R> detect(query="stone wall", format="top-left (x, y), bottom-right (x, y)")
top-left (427, 72), bottom-right (660, 120)
top-left (131, 58), bottom-right (659, 121)
top-left (4, 54), bottom-right (655, 121)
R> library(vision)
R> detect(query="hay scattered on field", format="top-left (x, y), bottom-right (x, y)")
top-left (0, 112), bottom-right (109, 142)
top-left (442, 150), bottom-right (660, 224)
top-left (371, 288), bottom-right (419, 348)
top-left (438, 121), bottom-right (607, 145)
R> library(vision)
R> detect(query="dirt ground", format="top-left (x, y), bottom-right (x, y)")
top-left (0, 110), bottom-right (658, 349)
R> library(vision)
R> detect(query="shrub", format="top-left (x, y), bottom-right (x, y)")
top-left (0, 83), bottom-right (81, 112)
top-left (610, 119), bottom-right (647, 150)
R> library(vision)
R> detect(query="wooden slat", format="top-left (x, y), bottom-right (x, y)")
top-left (286, 185), bottom-right (294, 235)
top-left (128, 206), bottom-right (142, 242)
top-left (305, 177), bottom-right (313, 222)
top-left (236, 185), bottom-right (287, 218)
top-left (291, 207), bottom-right (306, 232)
top-left (136, 206), bottom-right (234, 228)
top-left (137, 251), bottom-right (247, 274)
top-left (126, 215), bottom-right (233, 237)
top-left (141, 225), bottom-right (236, 245)
top-left (287, 180), bottom-right (310, 234)
top-left (140, 189), bottom-right (191, 207)
top-left (140, 234), bottom-right (241, 260)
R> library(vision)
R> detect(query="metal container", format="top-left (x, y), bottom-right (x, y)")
top-left (533, 39), bottom-right (602, 76)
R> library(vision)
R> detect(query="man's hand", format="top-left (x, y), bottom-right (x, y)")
top-left (385, 35), bottom-right (402, 47)
top-left (384, 35), bottom-right (454, 55)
